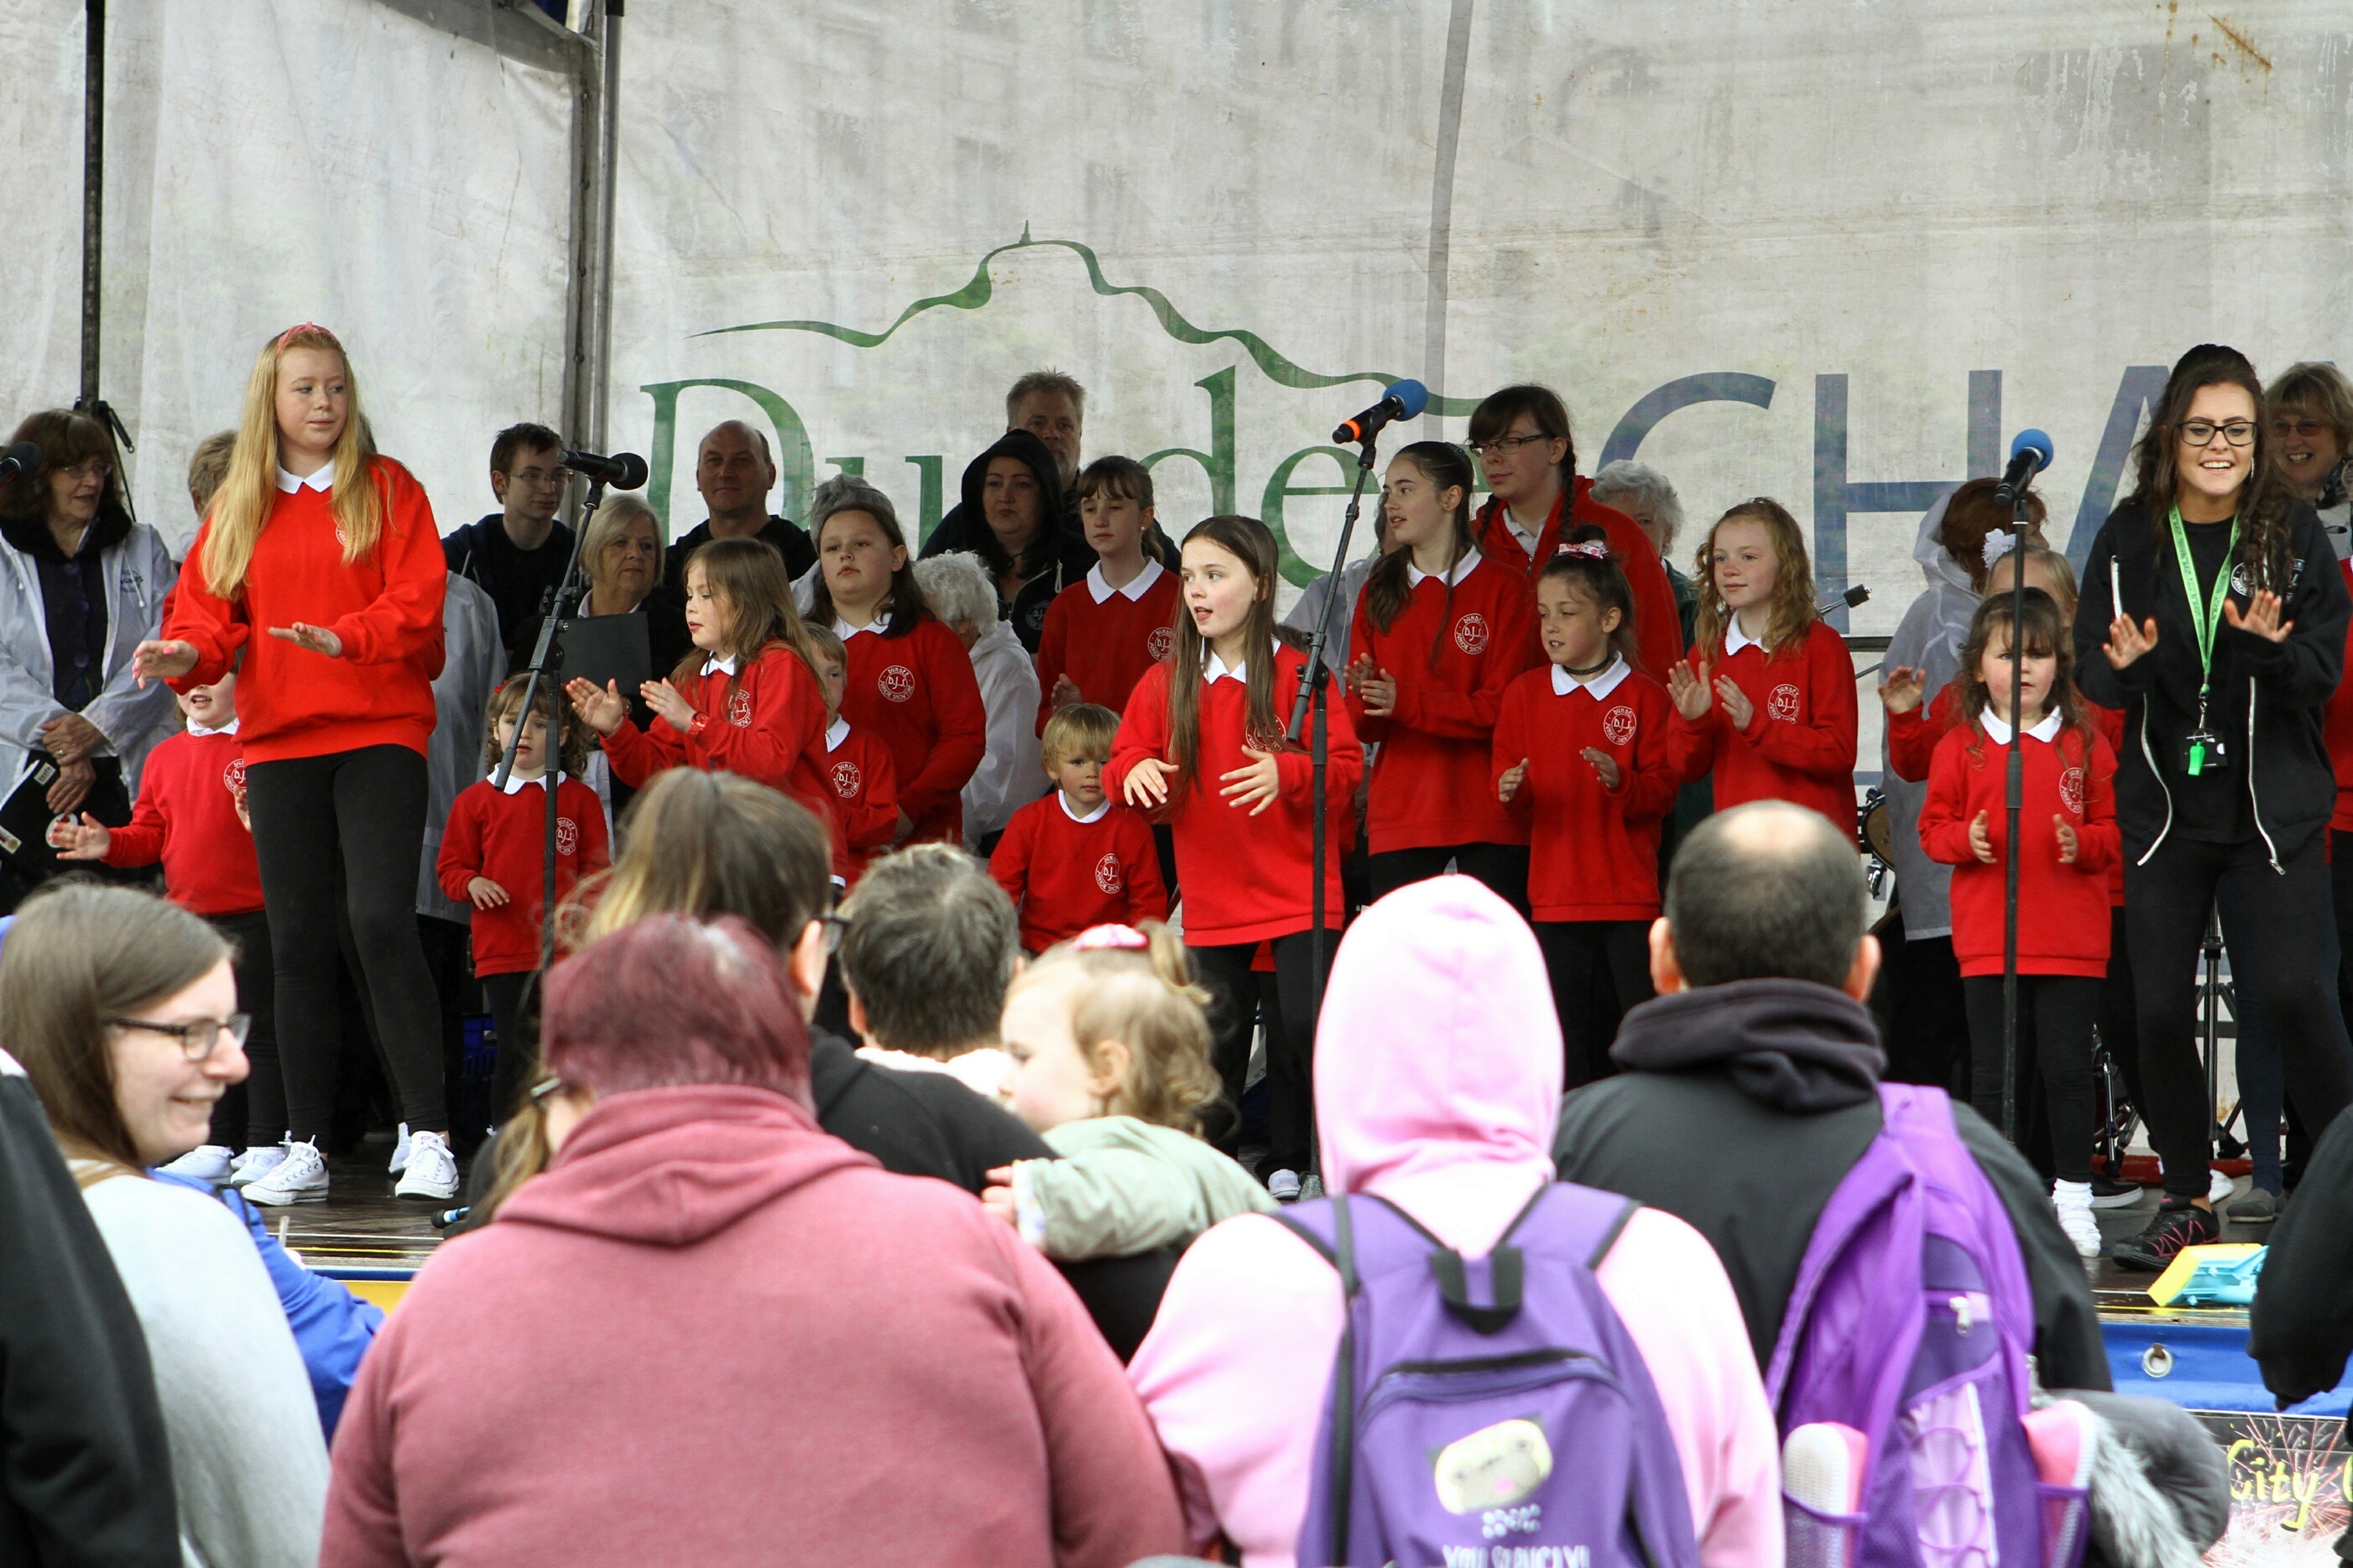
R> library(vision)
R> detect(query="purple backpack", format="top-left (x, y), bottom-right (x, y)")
top-left (1771, 1083), bottom-right (2087, 1568)
top-left (1279, 1181), bottom-right (1701, 1568)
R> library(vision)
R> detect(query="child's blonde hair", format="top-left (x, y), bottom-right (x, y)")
top-left (805, 623), bottom-right (847, 674)
top-left (202, 325), bottom-right (383, 600)
top-left (1007, 922), bottom-right (1222, 1133)
top-left (1041, 702), bottom-right (1119, 771)
top-left (483, 674), bottom-right (592, 776)
top-left (1692, 497), bottom-right (1818, 656)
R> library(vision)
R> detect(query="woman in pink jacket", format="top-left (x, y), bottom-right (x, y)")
top-left (321, 914), bottom-right (1183, 1568)
top-left (1126, 875), bottom-right (1784, 1568)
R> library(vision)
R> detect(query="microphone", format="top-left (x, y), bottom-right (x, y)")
top-left (1993, 430), bottom-right (2053, 507)
top-left (558, 450), bottom-right (650, 489)
top-left (1332, 380), bottom-right (1430, 446)
top-left (0, 441), bottom-right (44, 480)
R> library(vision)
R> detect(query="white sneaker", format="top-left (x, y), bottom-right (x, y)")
top-left (394, 1130), bottom-right (459, 1201)
top-left (1267, 1169), bottom-right (1302, 1203)
top-left (2053, 1180), bottom-right (2102, 1259)
top-left (227, 1143), bottom-right (287, 1187)
top-left (388, 1123), bottom-right (412, 1176)
top-left (2207, 1167), bottom-right (2236, 1206)
top-left (159, 1144), bottom-right (233, 1182)
top-left (243, 1138), bottom-right (330, 1206)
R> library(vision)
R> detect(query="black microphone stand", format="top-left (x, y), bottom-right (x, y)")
top-left (1285, 432), bottom-right (1380, 1179)
top-left (1999, 486), bottom-right (2031, 1144)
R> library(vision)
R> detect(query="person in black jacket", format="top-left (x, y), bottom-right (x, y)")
top-left (920, 428), bottom-right (1090, 652)
top-left (2074, 344), bottom-right (2353, 1271)
top-left (0, 1050), bottom-right (181, 1568)
top-left (441, 422), bottom-right (577, 669)
top-left (1552, 800), bottom-right (2111, 1391)
top-left (660, 419), bottom-right (817, 587)
top-left (2249, 1106), bottom-right (2353, 1457)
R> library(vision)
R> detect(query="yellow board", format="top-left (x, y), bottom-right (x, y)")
top-left (2146, 1242), bottom-right (2264, 1308)
top-left (343, 1279), bottom-right (411, 1313)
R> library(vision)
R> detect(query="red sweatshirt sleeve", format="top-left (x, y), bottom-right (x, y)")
top-left (598, 716), bottom-right (686, 790)
top-left (161, 522), bottom-right (252, 689)
top-left (1119, 812), bottom-right (1170, 925)
top-left (1917, 728), bottom-right (1980, 866)
top-left (1106, 664), bottom-right (1173, 815)
top-left (897, 628), bottom-right (987, 826)
top-left (989, 804), bottom-right (1039, 909)
top-left (324, 464), bottom-right (449, 668)
top-left (99, 784), bottom-right (170, 869)
top-left (1034, 594), bottom-right (1070, 736)
top-left (1616, 682), bottom-right (1682, 825)
top-left (1341, 594), bottom-right (1390, 742)
top-left (1667, 651), bottom-right (1720, 784)
top-left (1272, 660), bottom-right (1364, 804)
top-left (846, 740), bottom-right (900, 851)
top-left (687, 648), bottom-right (825, 788)
top-left (1740, 627), bottom-right (1860, 780)
top-left (1886, 680), bottom-right (1960, 783)
top-left (1390, 584), bottom-right (1535, 739)
top-left (436, 789), bottom-right (488, 903)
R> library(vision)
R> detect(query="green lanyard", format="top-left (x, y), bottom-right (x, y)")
top-left (2167, 505), bottom-right (2237, 774)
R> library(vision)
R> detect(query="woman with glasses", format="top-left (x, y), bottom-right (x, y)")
top-left (0, 409), bottom-right (180, 900)
top-left (2075, 343), bottom-right (2353, 1271)
top-left (1464, 384), bottom-right (1684, 680)
top-left (4, 883), bottom-right (327, 1568)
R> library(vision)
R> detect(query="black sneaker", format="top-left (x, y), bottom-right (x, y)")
top-left (2090, 1175), bottom-right (2145, 1209)
top-left (2110, 1201), bottom-right (2220, 1272)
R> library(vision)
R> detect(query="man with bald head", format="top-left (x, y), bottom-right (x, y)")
top-left (663, 419), bottom-right (817, 586)
top-left (1551, 800), bottom-right (2108, 1387)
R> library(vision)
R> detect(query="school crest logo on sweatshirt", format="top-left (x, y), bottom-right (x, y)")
top-left (2060, 765), bottom-right (2085, 816)
top-left (1602, 706), bottom-right (1638, 747)
top-left (830, 759), bottom-right (863, 799)
top-left (1767, 683), bottom-right (1803, 722)
top-left (556, 816), bottom-right (579, 857)
top-left (879, 664), bottom-right (916, 703)
top-left (1094, 852), bottom-right (1124, 895)
top-left (223, 758), bottom-right (247, 794)
top-left (1147, 625), bottom-right (1176, 661)
top-left (727, 688), bottom-right (754, 727)
top-left (1453, 612), bottom-right (1490, 657)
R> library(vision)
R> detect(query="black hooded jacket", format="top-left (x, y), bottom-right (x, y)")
top-left (2074, 498), bottom-right (2350, 863)
top-left (1552, 978), bottom-right (2110, 1388)
top-left (921, 430), bottom-right (1091, 652)
top-left (2249, 1104), bottom-right (2353, 1414)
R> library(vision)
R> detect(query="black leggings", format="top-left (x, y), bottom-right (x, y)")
top-left (1963, 973), bottom-right (2102, 1184)
top-left (2125, 832), bottom-right (2353, 1201)
top-left (1367, 843), bottom-right (1530, 914)
top-left (1533, 919), bottom-right (1653, 1089)
top-left (204, 910), bottom-right (280, 1149)
top-left (481, 971), bottom-right (540, 1132)
top-left (1192, 932), bottom-right (1329, 1175)
top-left (245, 745), bottom-right (448, 1138)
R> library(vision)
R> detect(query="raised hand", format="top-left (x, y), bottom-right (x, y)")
top-left (1123, 757), bottom-right (1178, 809)
top-left (267, 623), bottom-right (343, 658)
top-left (1713, 674), bottom-right (1755, 730)
top-left (44, 811), bottom-right (111, 860)
top-left (1667, 659), bottom-right (1712, 720)
top-left (1582, 747), bottom-right (1622, 790)
top-left (566, 677), bottom-right (627, 736)
top-left (1879, 665), bottom-right (1926, 715)
top-left (131, 638), bottom-right (198, 686)
top-left (1219, 746), bottom-right (1282, 816)
top-left (2223, 589), bottom-right (2293, 644)
top-left (1050, 673), bottom-right (1082, 711)
top-left (1497, 758), bottom-right (1530, 804)
top-left (1354, 665), bottom-right (1398, 718)
top-left (640, 678), bottom-right (696, 732)
top-left (2103, 613), bottom-right (2160, 669)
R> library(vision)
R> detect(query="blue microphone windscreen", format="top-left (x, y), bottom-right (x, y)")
top-left (1386, 379), bottom-right (1430, 419)
top-left (2011, 428), bottom-right (2054, 471)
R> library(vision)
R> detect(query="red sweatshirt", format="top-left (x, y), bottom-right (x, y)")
top-left (436, 774), bottom-right (613, 977)
top-left (166, 458), bottom-right (447, 763)
top-left (1107, 641), bottom-right (1363, 946)
top-left (1033, 561), bottom-right (1182, 732)
top-left (600, 643), bottom-right (827, 817)
top-left (820, 719), bottom-right (899, 887)
top-left (1918, 716), bottom-right (2118, 978)
top-left (1670, 620), bottom-right (1860, 836)
top-left (837, 617), bottom-right (988, 844)
top-left (1474, 478), bottom-right (1683, 680)
top-left (99, 725), bottom-right (263, 915)
top-left (2324, 560), bottom-right (2353, 831)
top-left (989, 793), bottom-right (1170, 953)
top-left (1491, 661), bottom-right (1679, 921)
top-left (1344, 551), bottom-right (1537, 853)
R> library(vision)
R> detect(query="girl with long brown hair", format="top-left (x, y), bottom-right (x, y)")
top-left (132, 323), bottom-right (456, 1204)
top-left (1108, 515), bottom-right (1362, 1195)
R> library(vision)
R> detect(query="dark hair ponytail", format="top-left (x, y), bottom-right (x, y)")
top-left (1362, 440), bottom-right (1478, 669)
top-left (1536, 524), bottom-right (1641, 669)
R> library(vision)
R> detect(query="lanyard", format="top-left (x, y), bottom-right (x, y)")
top-left (2167, 505), bottom-right (2238, 701)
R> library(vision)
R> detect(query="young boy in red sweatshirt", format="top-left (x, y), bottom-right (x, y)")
top-left (1033, 456), bottom-right (1181, 732)
top-left (992, 704), bottom-right (1167, 954)
top-left (807, 627), bottom-right (899, 888)
top-left (50, 670), bottom-right (283, 1183)
top-left (438, 677), bottom-right (611, 1124)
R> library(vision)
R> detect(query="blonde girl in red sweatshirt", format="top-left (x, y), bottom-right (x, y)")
top-left (1109, 515), bottom-right (1361, 1195)
top-left (1667, 497), bottom-right (1859, 833)
top-left (133, 324), bottom-right (456, 1204)
top-left (1917, 588), bottom-right (2117, 1258)
top-left (1492, 528), bottom-right (1678, 1086)
top-left (1345, 440), bottom-right (1537, 907)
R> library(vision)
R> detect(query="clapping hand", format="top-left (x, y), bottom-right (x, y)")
top-left (2223, 589), bottom-right (2293, 644)
top-left (267, 623), bottom-right (343, 658)
top-left (1880, 666), bottom-right (1926, 715)
top-left (1667, 659), bottom-right (1712, 720)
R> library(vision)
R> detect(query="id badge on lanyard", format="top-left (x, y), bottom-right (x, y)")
top-left (2169, 507), bottom-right (2238, 777)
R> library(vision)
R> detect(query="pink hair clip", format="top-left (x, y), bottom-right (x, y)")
top-left (1072, 924), bottom-right (1149, 951)
top-left (1553, 540), bottom-right (1612, 561)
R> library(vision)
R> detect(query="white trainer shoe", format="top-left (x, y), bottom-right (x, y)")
top-left (1266, 1169), bottom-right (1302, 1203)
top-left (2207, 1167), bottom-right (2236, 1206)
top-left (394, 1130), bottom-right (459, 1202)
top-left (227, 1143), bottom-right (288, 1187)
top-left (243, 1138), bottom-right (330, 1206)
top-left (2053, 1180), bottom-right (2101, 1259)
top-left (159, 1144), bottom-right (233, 1182)
top-left (388, 1123), bottom-right (412, 1176)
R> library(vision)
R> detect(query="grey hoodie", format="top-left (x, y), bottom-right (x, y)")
top-left (1881, 486), bottom-right (1974, 939)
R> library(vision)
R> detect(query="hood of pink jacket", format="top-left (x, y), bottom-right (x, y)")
top-left (1317, 875), bottom-right (1564, 1258)
top-left (499, 1083), bottom-right (875, 1247)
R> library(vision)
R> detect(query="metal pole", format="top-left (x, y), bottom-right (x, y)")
top-left (589, 0), bottom-right (622, 451)
top-left (80, 0), bottom-right (103, 406)
top-left (2000, 490), bottom-right (2027, 1143)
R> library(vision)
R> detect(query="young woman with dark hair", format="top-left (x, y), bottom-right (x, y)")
top-left (2074, 343), bottom-right (2353, 1270)
top-left (1344, 440), bottom-right (1537, 905)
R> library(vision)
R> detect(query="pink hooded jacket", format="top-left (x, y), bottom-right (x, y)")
top-left (1128, 877), bottom-right (1784, 1568)
top-left (321, 1084), bottom-right (1185, 1568)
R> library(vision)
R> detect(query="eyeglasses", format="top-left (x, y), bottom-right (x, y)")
top-left (2271, 418), bottom-right (2336, 442)
top-left (1466, 432), bottom-right (1553, 458)
top-left (818, 910), bottom-right (852, 957)
top-left (2178, 419), bottom-right (2256, 448)
top-left (59, 458), bottom-right (112, 482)
top-left (107, 1013), bottom-right (251, 1061)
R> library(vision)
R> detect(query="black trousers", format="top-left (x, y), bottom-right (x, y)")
top-left (1367, 843), bottom-right (1531, 914)
top-left (1533, 919), bottom-right (1653, 1089)
top-left (1881, 935), bottom-right (1974, 1097)
top-left (2125, 832), bottom-right (2353, 1200)
top-left (481, 971), bottom-right (540, 1131)
top-left (1192, 931), bottom-right (1328, 1175)
top-left (203, 910), bottom-right (280, 1149)
top-left (1963, 973), bottom-right (2102, 1184)
top-left (244, 745), bottom-right (448, 1138)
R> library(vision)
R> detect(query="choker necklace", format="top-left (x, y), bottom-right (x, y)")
top-left (1562, 654), bottom-right (1615, 678)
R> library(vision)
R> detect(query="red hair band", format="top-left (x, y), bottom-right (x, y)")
top-left (275, 321), bottom-right (331, 351)
top-left (1553, 540), bottom-right (1612, 561)
top-left (1072, 924), bottom-right (1149, 951)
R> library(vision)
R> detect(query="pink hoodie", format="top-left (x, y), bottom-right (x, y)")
top-left (1128, 877), bottom-right (1785, 1568)
top-left (322, 1084), bottom-right (1185, 1568)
